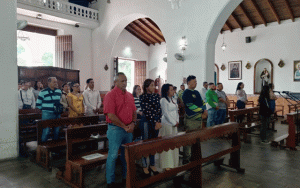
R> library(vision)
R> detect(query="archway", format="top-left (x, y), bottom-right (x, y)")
top-left (254, 58), bottom-right (274, 94)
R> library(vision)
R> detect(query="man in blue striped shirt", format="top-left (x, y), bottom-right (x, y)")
top-left (36, 77), bottom-right (62, 142)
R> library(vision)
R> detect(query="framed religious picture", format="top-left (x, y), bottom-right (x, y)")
top-left (294, 60), bottom-right (300, 82)
top-left (228, 61), bottom-right (242, 80)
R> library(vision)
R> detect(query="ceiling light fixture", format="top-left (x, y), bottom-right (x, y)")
top-left (36, 14), bottom-right (42, 19)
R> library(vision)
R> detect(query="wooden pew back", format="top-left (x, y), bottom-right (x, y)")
top-left (124, 122), bottom-right (241, 188)
top-left (19, 109), bottom-right (41, 114)
top-left (36, 116), bottom-right (99, 145)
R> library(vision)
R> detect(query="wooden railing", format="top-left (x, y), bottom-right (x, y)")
top-left (17, 0), bottom-right (99, 22)
top-left (123, 122), bottom-right (244, 188)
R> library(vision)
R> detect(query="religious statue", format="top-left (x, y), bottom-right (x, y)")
top-left (260, 68), bottom-right (270, 87)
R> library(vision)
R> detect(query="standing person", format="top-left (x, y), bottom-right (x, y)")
top-left (206, 83), bottom-right (219, 127)
top-left (160, 84), bottom-right (179, 171)
top-left (182, 75), bottom-right (207, 164)
top-left (140, 79), bottom-right (162, 176)
top-left (36, 77), bottom-right (62, 142)
top-left (61, 83), bottom-right (70, 113)
top-left (269, 83), bottom-right (277, 114)
top-left (236, 82), bottom-right (247, 123)
top-left (200, 81), bottom-right (208, 102)
top-left (216, 83), bottom-right (230, 125)
top-left (33, 81), bottom-right (44, 101)
top-left (178, 84), bottom-right (185, 101)
top-left (172, 86), bottom-right (178, 102)
top-left (67, 82), bottom-right (84, 117)
top-left (104, 72), bottom-right (136, 188)
top-left (259, 85), bottom-right (272, 143)
top-left (132, 85), bottom-right (143, 119)
top-left (83, 78), bottom-right (102, 116)
top-left (18, 81), bottom-right (36, 109)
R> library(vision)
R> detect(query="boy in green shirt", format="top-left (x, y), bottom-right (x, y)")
top-left (206, 83), bottom-right (219, 127)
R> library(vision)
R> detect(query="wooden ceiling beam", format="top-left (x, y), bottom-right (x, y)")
top-left (230, 14), bottom-right (243, 30)
top-left (138, 19), bottom-right (165, 42)
top-left (132, 21), bottom-right (161, 44)
top-left (225, 21), bottom-right (233, 32)
top-left (125, 27), bottom-right (150, 46)
top-left (266, 0), bottom-right (280, 24)
top-left (239, 4), bottom-right (255, 28)
top-left (249, 0), bottom-right (267, 26)
top-left (127, 24), bottom-right (155, 45)
top-left (284, 0), bottom-right (295, 22)
top-left (145, 18), bottom-right (163, 34)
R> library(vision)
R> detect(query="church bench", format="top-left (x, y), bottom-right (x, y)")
top-left (271, 112), bottom-right (300, 150)
top-left (19, 113), bottom-right (42, 157)
top-left (63, 124), bottom-right (109, 188)
top-left (288, 103), bottom-right (300, 113)
top-left (229, 107), bottom-right (277, 142)
top-left (124, 122), bottom-right (244, 188)
top-left (36, 116), bottom-right (101, 171)
top-left (19, 109), bottom-right (42, 114)
top-left (275, 105), bottom-right (284, 117)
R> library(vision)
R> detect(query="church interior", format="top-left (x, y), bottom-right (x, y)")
top-left (1, 0), bottom-right (300, 187)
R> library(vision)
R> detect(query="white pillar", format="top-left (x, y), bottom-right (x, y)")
top-left (0, 0), bottom-right (18, 159)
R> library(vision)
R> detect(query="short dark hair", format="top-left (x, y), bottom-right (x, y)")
top-left (181, 84), bottom-right (184, 87)
top-left (208, 82), bottom-right (214, 86)
top-left (203, 82), bottom-right (208, 86)
top-left (173, 86), bottom-right (177, 90)
top-left (187, 75), bottom-right (196, 84)
top-left (62, 83), bottom-right (69, 88)
top-left (217, 83), bottom-right (222, 86)
top-left (142, 79), bottom-right (154, 94)
top-left (86, 78), bottom-right (93, 84)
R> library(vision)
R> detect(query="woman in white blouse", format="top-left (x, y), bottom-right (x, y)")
top-left (160, 84), bottom-right (179, 170)
top-left (236, 82), bottom-right (247, 123)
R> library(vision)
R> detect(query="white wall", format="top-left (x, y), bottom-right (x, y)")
top-left (215, 20), bottom-right (300, 95)
top-left (91, 0), bottom-right (242, 91)
top-left (148, 42), bottom-right (167, 81)
top-left (0, 0), bottom-right (18, 159)
top-left (17, 14), bottom-right (93, 91)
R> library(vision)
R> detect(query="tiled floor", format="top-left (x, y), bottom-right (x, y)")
top-left (1, 119), bottom-right (300, 188)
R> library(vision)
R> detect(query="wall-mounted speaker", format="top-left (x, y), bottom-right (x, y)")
top-left (246, 36), bottom-right (251, 43)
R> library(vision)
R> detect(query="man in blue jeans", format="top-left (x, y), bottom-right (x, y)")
top-left (206, 82), bottom-right (219, 127)
top-left (36, 77), bottom-right (62, 142)
top-left (104, 72), bottom-right (136, 188)
top-left (216, 83), bottom-right (230, 125)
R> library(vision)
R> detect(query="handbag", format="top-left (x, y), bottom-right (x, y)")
top-left (49, 90), bottom-right (63, 115)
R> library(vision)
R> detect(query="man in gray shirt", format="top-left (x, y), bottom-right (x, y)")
top-left (200, 81), bottom-right (208, 102)
top-left (18, 81), bottom-right (36, 109)
top-left (215, 83), bottom-right (229, 124)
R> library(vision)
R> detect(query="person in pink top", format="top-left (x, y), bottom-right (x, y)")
top-left (104, 72), bottom-right (137, 188)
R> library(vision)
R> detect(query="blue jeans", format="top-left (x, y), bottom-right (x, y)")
top-left (139, 118), bottom-right (158, 167)
top-left (41, 111), bottom-right (61, 143)
top-left (207, 108), bottom-right (218, 127)
top-left (106, 124), bottom-right (133, 184)
top-left (216, 109), bottom-right (227, 125)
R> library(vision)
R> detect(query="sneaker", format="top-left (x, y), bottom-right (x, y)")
top-left (91, 134), bottom-right (100, 139)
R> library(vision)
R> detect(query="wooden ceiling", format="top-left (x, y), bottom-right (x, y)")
top-left (126, 0), bottom-right (300, 45)
top-left (222, 0), bottom-right (300, 32)
top-left (125, 18), bottom-right (166, 46)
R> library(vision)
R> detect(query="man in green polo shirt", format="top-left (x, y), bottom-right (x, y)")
top-left (206, 82), bottom-right (219, 127)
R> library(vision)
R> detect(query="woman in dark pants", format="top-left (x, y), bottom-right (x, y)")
top-left (236, 82), bottom-right (247, 123)
top-left (259, 85), bottom-right (272, 143)
top-left (140, 79), bottom-right (162, 177)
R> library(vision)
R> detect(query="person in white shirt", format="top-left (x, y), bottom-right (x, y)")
top-left (18, 81), bottom-right (36, 109)
top-left (83, 78), bottom-right (102, 116)
top-left (200, 81), bottom-right (208, 102)
top-left (160, 83), bottom-right (179, 170)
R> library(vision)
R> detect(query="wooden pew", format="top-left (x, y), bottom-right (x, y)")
top-left (63, 124), bottom-right (108, 188)
top-left (246, 100), bottom-right (255, 107)
top-left (288, 103), bottom-right (300, 113)
top-left (271, 112), bottom-right (300, 150)
top-left (19, 109), bottom-right (42, 157)
top-left (36, 116), bottom-right (100, 171)
top-left (124, 122), bottom-right (244, 188)
top-left (229, 107), bottom-right (277, 142)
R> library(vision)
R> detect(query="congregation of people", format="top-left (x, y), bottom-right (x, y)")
top-left (17, 71), bottom-right (278, 188)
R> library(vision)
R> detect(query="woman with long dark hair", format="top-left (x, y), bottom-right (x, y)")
top-left (132, 85), bottom-right (143, 118)
top-left (160, 84), bottom-right (179, 170)
top-left (236, 82), bottom-right (247, 123)
top-left (139, 79), bottom-right (162, 176)
top-left (259, 85), bottom-right (272, 143)
top-left (33, 81), bottom-right (43, 101)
